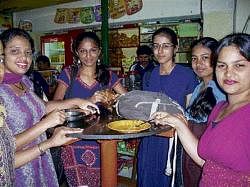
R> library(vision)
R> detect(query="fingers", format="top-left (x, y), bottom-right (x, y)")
top-left (93, 91), bottom-right (108, 103)
top-left (150, 112), bottom-right (169, 121)
top-left (80, 103), bottom-right (100, 114)
top-left (55, 110), bottom-right (66, 124)
top-left (51, 127), bottom-right (83, 146)
top-left (55, 126), bottom-right (83, 133)
top-left (150, 112), bottom-right (177, 127)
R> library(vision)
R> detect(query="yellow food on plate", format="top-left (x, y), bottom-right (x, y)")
top-left (107, 120), bottom-right (151, 133)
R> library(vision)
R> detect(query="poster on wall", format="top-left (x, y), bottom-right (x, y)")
top-left (109, 0), bottom-right (126, 19)
top-left (124, 0), bottom-right (143, 15)
top-left (67, 8), bottom-right (81, 23)
top-left (80, 7), bottom-right (94, 24)
top-left (53, 0), bottom-right (143, 24)
top-left (18, 20), bottom-right (32, 31)
top-left (54, 8), bottom-right (68, 24)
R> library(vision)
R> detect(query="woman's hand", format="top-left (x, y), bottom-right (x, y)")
top-left (47, 126), bottom-right (82, 147)
top-left (151, 112), bottom-right (187, 130)
top-left (90, 90), bottom-right (108, 103)
top-left (78, 99), bottom-right (100, 115)
top-left (41, 109), bottom-right (66, 128)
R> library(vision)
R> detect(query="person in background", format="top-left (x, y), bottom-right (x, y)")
top-left (129, 45), bottom-right (157, 90)
top-left (152, 33), bottom-right (250, 186)
top-left (35, 55), bottom-right (58, 99)
top-left (137, 27), bottom-right (198, 187)
top-left (53, 31), bottom-right (127, 187)
top-left (183, 37), bottom-right (226, 187)
top-left (36, 55), bottom-right (51, 70)
top-left (0, 28), bottom-right (99, 186)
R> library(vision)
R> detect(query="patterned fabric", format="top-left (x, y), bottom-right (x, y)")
top-left (138, 64), bottom-right (198, 187)
top-left (62, 140), bottom-right (100, 187)
top-left (198, 102), bottom-right (250, 186)
top-left (58, 68), bottom-right (120, 187)
top-left (0, 76), bottom-right (59, 187)
top-left (0, 104), bottom-right (15, 187)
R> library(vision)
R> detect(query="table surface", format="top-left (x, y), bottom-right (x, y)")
top-left (66, 111), bottom-right (173, 140)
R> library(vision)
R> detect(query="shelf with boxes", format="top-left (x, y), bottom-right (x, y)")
top-left (108, 27), bottom-right (139, 72)
top-left (95, 26), bottom-right (139, 73)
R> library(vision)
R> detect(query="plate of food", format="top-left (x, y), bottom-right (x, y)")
top-left (107, 120), bottom-right (151, 133)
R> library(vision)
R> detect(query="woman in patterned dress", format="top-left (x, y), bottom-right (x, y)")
top-left (54, 31), bottom-right (127, 187)
top-left (0, 28), bottom-right (99, 187)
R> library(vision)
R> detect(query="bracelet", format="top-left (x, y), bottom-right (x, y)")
top-left (37, 143), bottom-right (45, 155)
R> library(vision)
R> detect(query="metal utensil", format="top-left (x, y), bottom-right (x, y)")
top-left (65, 109), bottom-right (86, 122)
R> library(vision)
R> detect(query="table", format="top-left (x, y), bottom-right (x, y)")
top-left (67, 111), bottom-right (174, 187)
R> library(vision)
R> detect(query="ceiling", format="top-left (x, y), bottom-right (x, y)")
top-left (0, 0), bottom-right (79, 14)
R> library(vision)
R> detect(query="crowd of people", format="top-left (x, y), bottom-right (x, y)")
top-left (0, 26), bottom-right (249, 187)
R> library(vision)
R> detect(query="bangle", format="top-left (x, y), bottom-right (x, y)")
top-left (38, 143), bottom-right (45, 155)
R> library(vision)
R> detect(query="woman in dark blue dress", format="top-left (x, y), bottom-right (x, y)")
top-left (137, 27), bottom-right (198, 187)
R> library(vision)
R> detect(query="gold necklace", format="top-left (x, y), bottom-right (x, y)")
top-left (13, 82), bottom-right (25, 91)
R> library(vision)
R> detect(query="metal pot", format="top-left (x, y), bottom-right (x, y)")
top-left (65, 109), bottom-right (85, 122)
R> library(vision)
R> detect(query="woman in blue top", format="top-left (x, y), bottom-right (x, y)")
top-left (53, 31), bottom-right (127, 187)
top-left (138, 27), bottom-right (198, 187)
top-left (183, 37), bottom-right (226, 187)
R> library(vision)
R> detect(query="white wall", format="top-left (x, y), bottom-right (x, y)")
top-left (13, 0), bottom-right (250, 38)
top-left (236, 0), bottom-right (250, 33)
top-left (202, 0), bottom-right (250, 40)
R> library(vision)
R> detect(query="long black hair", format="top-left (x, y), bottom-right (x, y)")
top-left (187, 37), bottom-right (219, 121)
top-left (72, 31), bottom-right (110, 86)
top-left (0, 28), bottom-right (34, 52)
